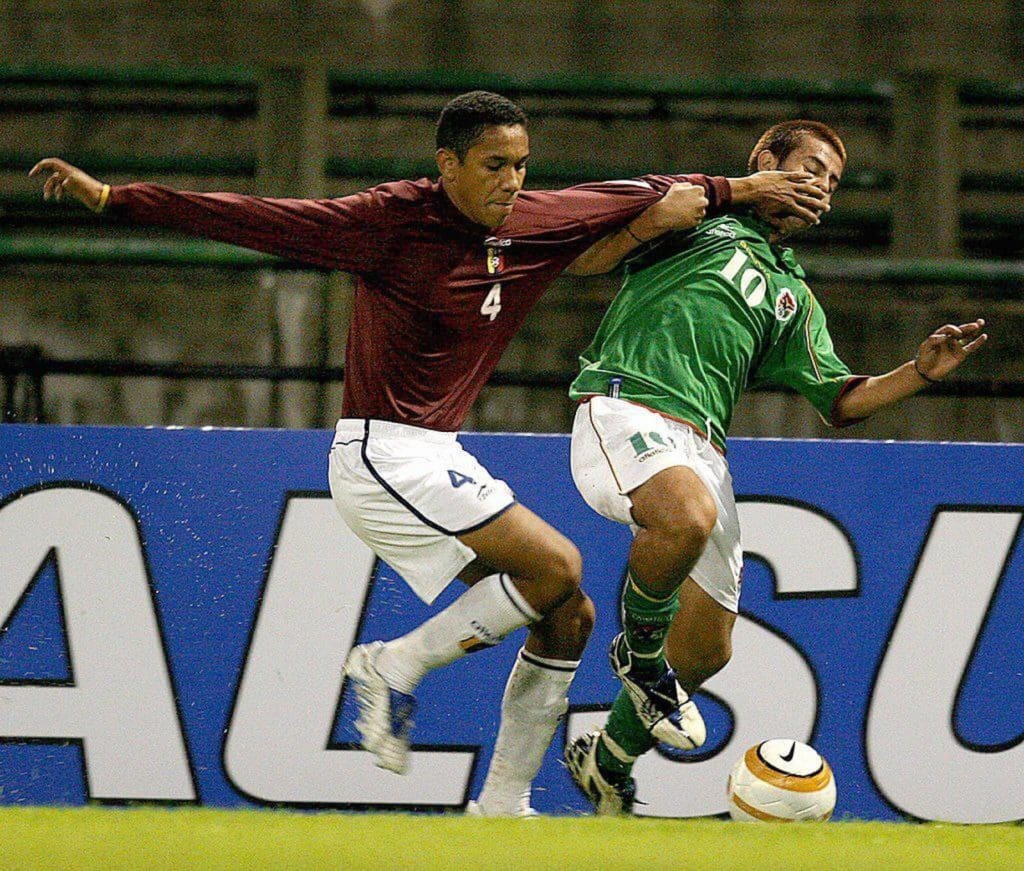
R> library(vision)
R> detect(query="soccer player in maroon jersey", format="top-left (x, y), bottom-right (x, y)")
top-left (32, 91), bottom-right (828, 815)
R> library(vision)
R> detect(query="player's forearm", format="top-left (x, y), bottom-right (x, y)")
top-left (726, 176), bottom-right (761, 207)
top-left (834, 362), bottom-right (929, 420)
top-left (566, 224), bottom-right (646, 275)
top-left (568, 179), bottom-right (711, 275)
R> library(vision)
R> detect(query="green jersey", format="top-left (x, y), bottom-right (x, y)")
top-left (570, 213), bottom-right (860, 452)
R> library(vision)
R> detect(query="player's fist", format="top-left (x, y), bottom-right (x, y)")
top-left (633, 182), bottom-right (709, 240)
top-left (29, 158), bottom-right (107, 211)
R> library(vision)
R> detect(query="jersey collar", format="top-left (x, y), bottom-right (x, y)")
top-left (743, 214), bottom-right (806, 279)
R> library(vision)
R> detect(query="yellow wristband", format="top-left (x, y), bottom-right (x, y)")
top-left (94, 183), bottom-right (111, 213)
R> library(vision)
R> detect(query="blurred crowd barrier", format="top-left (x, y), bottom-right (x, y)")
top-left (1, 64), bottom-right (1022, 440)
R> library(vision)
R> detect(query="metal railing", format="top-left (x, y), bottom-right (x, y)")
top-left (5, 233), bottom-right (1024, 287)
top-left (3, 344), bottom-right (1021, 425)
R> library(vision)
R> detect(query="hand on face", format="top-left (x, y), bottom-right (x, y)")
top-left (754, 138), bottom-right (843, 239)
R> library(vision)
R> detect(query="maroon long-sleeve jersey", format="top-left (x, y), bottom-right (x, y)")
top-left (109, 174), bottom-right (730, 430)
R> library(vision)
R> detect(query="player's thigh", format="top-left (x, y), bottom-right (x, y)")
top-left (628, 464), bottom-right (717, 535)
top-left (328, 420), bottom-right (516, 604)
top-left (571, 397), bottom-right (715, 530)
top-left (458, 502), bottom-right (581, 587)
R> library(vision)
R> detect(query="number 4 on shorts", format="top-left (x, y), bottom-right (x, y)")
top-left (448, 470), bottom-right (477, 488)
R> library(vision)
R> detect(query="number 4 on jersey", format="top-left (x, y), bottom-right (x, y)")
top-left (481, 283), bottom-right (502, 321)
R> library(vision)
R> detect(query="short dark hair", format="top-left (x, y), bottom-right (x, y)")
top-left (436, 91), bottom-right (528, 160)
top-left (747, 120), bottom-right (847, 172)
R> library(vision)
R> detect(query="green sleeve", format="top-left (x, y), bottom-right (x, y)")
top-left (756, 291), bottom-right (857, 424)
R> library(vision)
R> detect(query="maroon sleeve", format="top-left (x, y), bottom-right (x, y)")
top-left (514, 173), bottom-right (731, 245)
top-left (830, 375), bottom-right (872, 427)
top-left (107, 183), bottom-right (389, 273)
top-left (637, 173), bottom-right (733, 215)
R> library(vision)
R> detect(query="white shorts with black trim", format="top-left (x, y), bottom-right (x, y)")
top-left (328, 418), bottom-right (517, 604)
top-left (570, 396), bottom-right (743, 613)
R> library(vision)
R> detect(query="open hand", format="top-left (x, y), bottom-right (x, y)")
top-left (914, 320), bottom-right (988, 383)
top-left (29, 158), bottom-right (106, 211)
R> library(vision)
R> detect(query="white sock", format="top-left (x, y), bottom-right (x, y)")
top-left (375, 573), bottom-right (540, 694)
top-left (477, 647), bottom-right (580, 814)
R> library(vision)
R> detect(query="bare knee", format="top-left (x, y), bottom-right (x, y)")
top-left (541, 541), bottom-right (583, 606)
top-left (528, 588), bottom-right (595, 660)
top-left (457, 504), bottom-right (582, 614)
top-left (631, 467), bottom-right (717, 557)
top-left (564, 588), bottom-right (596, 641)
top-left (507, 537), bottom-right (582, 617)
top-left (659, 497), bottom-right (716, 550)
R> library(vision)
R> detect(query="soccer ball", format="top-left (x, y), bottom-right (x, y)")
top-left (726, 739), bottom-right (836, 822)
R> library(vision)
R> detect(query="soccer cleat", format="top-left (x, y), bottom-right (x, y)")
top-left (465, 794), bottom-right (540, 818)
top-left (344, 641), bottom-right (417, 774)
top-left (564, 730), bottom-right (636, 815)
top-left (609, 633), bottom-right (706, 750)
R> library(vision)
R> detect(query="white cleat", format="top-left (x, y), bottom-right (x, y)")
top-left (564, 730), bottom-right (636, 815)
top-left (344, 641), bottom-right (417, 774)
top-left (609, 633), bottom-right (706, 750)
top-left (465, 794), bottom-right (540, 818)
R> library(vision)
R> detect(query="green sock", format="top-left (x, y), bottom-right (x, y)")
top-left (620, 569), bottom-right (679, 678)
top-left (596, 688), bottom-right (656, 777)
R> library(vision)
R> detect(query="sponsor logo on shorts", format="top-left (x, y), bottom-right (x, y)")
top-left (707, 223), bottom-right (737, 240)
top-left (629, 431), bottom-right (675, 463)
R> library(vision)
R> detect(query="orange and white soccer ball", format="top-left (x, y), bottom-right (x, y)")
top-left (726, 739), bottom-right (836, 822)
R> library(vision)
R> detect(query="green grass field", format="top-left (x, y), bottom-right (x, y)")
top-left (2, 807), bottom-right (1023, 870)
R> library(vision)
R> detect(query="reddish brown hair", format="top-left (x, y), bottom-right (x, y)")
top-left (747, 120), bottom-right (846, 172)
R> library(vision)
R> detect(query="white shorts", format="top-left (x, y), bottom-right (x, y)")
top-left (570, 396), bottom-right (743, 612)
top-left (328, 418), bottom-right (517, 604)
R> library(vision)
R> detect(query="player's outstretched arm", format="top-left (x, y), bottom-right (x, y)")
top-left (727, 170), bottom-right (829, 227)
top-left (29, 158), bottom-right (108, 212)
top-left (32, 157), bottom-right (384, 273)
top-left (835, 319), bottom-right (988, 420)
top-left (567, 181), bottom-right (708, 275)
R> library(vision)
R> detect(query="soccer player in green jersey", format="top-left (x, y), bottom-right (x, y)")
top-left (561, 120), bottom-right (989, 813)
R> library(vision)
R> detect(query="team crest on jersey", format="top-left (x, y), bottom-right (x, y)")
top-left (486, 248), bottom-right (505, 274)
top-left (485, 236), bottom-right (511, 274)
top-left (775, 288), bottom-right (798, 322)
